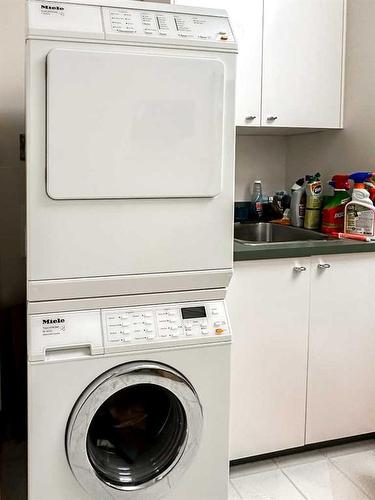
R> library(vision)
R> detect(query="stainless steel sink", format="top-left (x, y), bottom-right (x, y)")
top-left (234, 222), bottom-right (331, 245)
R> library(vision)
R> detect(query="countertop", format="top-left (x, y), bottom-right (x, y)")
top-left (234, 238), bottom-right (375, 261)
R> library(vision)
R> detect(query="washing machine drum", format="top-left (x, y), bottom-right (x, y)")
top-left (66, 362), bottom-right (203, 500)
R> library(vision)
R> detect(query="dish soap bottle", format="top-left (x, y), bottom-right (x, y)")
top-left (304, 173), bottom-right (323, 230)
top-left (321, 175), bottom-right (351, 235)
top-left (344, 172), bottom-right (375, 236)
top-left (250, 180), bottom-right (263, 220)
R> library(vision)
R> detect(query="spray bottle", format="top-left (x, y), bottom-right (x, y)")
top-left (304, 173), bottom-right (323, 230)
top-left (321, 175), bottom-right (351, 234)
top-left (344, 172), bottom-right (375, 236)
top-left (364, 176), bottom-right (375, 205)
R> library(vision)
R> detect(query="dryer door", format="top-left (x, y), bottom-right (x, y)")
top-left (46, 47), bottom-right (225, 199)
top-left (66, 362), bottom-right (203, 500)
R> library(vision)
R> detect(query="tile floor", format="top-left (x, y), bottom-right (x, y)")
top-left (229, 440), bottom-right (375, 500)
top-left (2, 439), bottom-right (375, 499)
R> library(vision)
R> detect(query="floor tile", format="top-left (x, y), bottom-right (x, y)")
top-left (282, 457), bottom-right (368, 500)
top-left (232, 468), bottom-right (305, 500)
top-left (230, 459), bottom-right (277, 479)
top-left (321, 439), bottom-right (375, 458)
top-left (331, 449), bottom-right (375, 499)
top-left (274, 449), bottom-right (324, 468)
top-left (229, 481), bottom-right (242, 500)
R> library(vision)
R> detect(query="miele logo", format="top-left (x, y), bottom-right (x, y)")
top-left (41, 4), bottom-right (65, 11)
top-left (42, 318), bottom-right (65, 325)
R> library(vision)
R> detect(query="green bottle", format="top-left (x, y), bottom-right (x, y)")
top-left (321, 175), bottom-right (351, 234)
top-left (304, 173), bottom-right (323, 230)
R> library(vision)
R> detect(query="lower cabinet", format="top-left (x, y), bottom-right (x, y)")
top-left (306, 253), bottom-right (375, 443)
top-left (228, 253), bottom-right (375, 460)
top-left (227, 258), bottom-right (310, 460)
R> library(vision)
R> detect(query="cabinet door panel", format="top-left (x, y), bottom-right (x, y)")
top-left (307, 254), bottom-right (375, 444)
top-left (173, 0), bottom-right (263, 127)
top-left (227, 258), bottom-right (310, 460)
top-left (262, 0), bottom-right (345, 128)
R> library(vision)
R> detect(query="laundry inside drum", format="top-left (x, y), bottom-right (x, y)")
top-left (86, 383), bottom-right (188, 488)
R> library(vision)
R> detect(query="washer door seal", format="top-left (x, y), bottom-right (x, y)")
top-left (66, 362), bottom-right (203, 500)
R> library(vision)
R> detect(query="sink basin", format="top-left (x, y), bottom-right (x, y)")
top-left (234, 222), bottom-right (330, 245)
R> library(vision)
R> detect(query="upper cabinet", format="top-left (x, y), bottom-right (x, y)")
top-left (262, 0), bottom-right (345, 129)
top-left (231, 0), bottom-right (263, 127)
top-left (173, 0), bottom-right (346, 131)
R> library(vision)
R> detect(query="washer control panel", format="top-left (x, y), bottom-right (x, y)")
top-left (28, 300), bottom-right (230, 361)
top-left (103, 300), bottom-right (229, 349)
top-left (102, 8), bottom-right (234, 42)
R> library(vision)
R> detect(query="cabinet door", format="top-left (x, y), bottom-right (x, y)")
top-left (173, 0), bottom-right (263, 127)
top-left (262, 0), bottom-right (345, 128)
top-left (307, 254), bottom-right (375, 444)
top-left (227, 258), bottom-right (310, 460)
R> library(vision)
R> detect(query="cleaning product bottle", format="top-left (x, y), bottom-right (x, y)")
top-left (304, 173), bottom-right (323, 230)
top-left (250, 180), bottom-right (263, 220)
top-left (321, 175), bottom-right (351, 234)
top-left (344, 172), bottom-right (375, 236)
top-left (364, 177), bottom-right (375, 205)
top-left (290, 177), bottom-right (306, 227)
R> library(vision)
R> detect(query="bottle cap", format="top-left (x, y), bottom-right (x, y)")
top-left (349, 172), bottom-right (373, 186)
top-left (329, 174), bottom-right (350, 190)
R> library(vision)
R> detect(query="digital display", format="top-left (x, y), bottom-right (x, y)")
top-left (181, 306), bottom-right (206, 319)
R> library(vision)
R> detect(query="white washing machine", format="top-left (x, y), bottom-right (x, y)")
top-left (28, 296), bottom-right (231, 500)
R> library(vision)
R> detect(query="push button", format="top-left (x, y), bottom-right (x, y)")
top-left (215, 328), bottom-right (225, 335)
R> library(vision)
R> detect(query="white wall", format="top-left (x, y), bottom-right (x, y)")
top-left (235, 136), bottom-right (287, 201)
top-left (285, 0), bottom-right (375, 189)
top-left (0, 0), bottom-right (26, 309)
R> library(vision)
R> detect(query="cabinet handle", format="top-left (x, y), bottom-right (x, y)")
top-left (317, 263), bottom-right (331, 270)
top-left (293, 266), bottom-right (307, 272)
top-left (267, 116), bottom-right (278, 121)
top-left (245, 115), bottom-right (256, 121)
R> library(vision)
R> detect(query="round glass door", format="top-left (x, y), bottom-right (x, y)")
top-left (66, 362), bottom-right (203, 500)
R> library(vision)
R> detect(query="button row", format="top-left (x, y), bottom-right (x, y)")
top-left (108, 328), bottom-right (216, 342)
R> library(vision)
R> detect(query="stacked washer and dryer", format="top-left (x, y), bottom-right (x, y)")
top-left (26, 1), bottom-right (236, 499)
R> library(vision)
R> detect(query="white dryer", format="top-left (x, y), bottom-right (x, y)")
top-left (26, 0), bottom-right (237, 302)
top-left (28, 296), bottom-right (231, 500)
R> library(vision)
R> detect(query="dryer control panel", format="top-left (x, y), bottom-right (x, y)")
top-left (103, 8), bottom-right (234, 42)
top-left (102, 300), bottom-right (230, 352)
top-left (27, 1), bottom-right (236, 47)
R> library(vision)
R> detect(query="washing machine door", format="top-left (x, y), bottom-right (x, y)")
top-left (66, 362), bottom-right (203, 500)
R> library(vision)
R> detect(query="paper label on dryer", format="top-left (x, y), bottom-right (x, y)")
top-left (28, 1), bottom-right (103, 38)
top-left (40, 3), bottom-right (65, 16)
